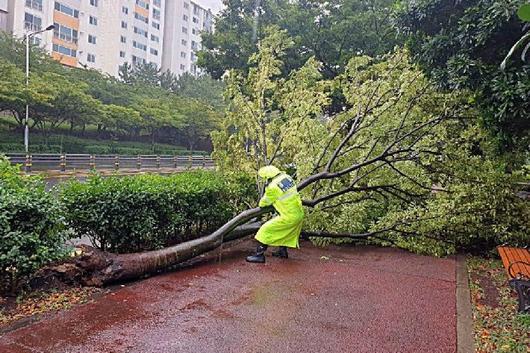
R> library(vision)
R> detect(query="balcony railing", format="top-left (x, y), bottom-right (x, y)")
top-left (53, 31), bottom-right (79, 44)
top-left (25, 0), bottom-right (43, 11)
top-left (24, 22), bottom-right (42, 32)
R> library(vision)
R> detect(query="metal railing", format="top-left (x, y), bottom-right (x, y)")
top-left (54, 31), bottom-right (79, 44)
top-left (5, 153), bottom-right (214, 174)
top-left (24, 22), bottom-right (42, 32)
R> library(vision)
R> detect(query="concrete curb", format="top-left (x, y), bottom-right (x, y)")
top-left (456, 255), bottom-right (475, 353)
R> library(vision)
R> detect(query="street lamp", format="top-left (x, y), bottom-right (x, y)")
top-left (24, 24), bottom-right (55, 153)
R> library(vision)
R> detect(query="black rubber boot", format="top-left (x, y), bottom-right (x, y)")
top-left (246, 244), bottom-right (268, 263)
top-left (272, 246), bottom-right (288, 259)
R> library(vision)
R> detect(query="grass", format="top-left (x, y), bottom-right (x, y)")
top-left (467, 256), bottom-right (530, 353)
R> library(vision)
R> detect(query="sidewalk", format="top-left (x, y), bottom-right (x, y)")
top-left (0, 241), bottom-right (460, 353)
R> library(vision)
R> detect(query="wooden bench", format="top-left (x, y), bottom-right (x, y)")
top-left (497, 246), bottom-right (530, 313)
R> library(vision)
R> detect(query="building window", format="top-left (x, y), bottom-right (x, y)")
top-left (54, 2), bottom-right (79, 18)
top-left (122, 6), bottom-right (128, 14)
top-left (121, 21), bottom-right (128, 29)
top-left (87, 53), bottom-right (96, 63)
top-left (150, 48), bottom-right (158, 55)
top-left (192, 17), bottom-right (199, 24)
top-left (120, 51), bottom-right (126, 58)
top-left (181, 39), bottom-right (187, 46)
top-left (29, 37), bottom-right (41, 45)
top-left (192, 28), bottom-right (197, 35)
top-left (152, 22), bottom-right (160, 30)
top-left (120, 36), bottom-right (127, 43)
top-left (133, 40), bottom-right (147, 51)
top-left (89, 16), bottom-right (98, 25)
top-left (90, 0), bottom-right (98, 7)
top-left (132, 55), bottom-right (146, 65)
top-left (88, 34), bottom-right (97, 44)
top-left (152, 8), bottom-right (161, 20)
top-left (53, 22), bottom-right (78, 43)
top-left (182, 26), bottom-right (188, 34)
top-left (52, 43), bottom-right (76, 57)
top-left (26, 0), bottom-right (43, 11)
top-left (24, 13), bottom-right (42, 32)
top-left (183, 14), bottom-right (188, 21)
top-left (153, 0), bottom-right (161, 7)
top-left (193, 4), bottom-right (200, 15)
top-left (151, 34), bottom-right (159, 42)
top-left (184, 2), bottom-right (189, 9)
top-left (134, 26), bottom-right (148, 38)
top-left (135, 0), bottom-right (149, 10)
top-left (180, 64), bottom-right (185, 70)
top-left (134, 12), bottom-right (148, 24)
top-left (191, 40), bottom-right (197, 50)
top-left (180, 51), bottom-right (186, 58)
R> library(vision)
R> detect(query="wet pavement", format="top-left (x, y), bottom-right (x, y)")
top-left (0, 241), bottom-right (457, 353)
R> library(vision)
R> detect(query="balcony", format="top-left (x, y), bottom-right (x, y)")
top-left (54, 31), bottom-right (79, 45)
top-left (24, 22), bottom-right (42, 32)
top-left (25, 0), bottom-right (43, 11)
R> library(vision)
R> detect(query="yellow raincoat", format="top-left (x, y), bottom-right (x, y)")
top-left (255, 166), bottom-right (304, 248)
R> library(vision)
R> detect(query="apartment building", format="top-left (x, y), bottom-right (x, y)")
top-left (162, 0), bottom-right (213, 76)
top-left (0, 0), bottom-right (8, 32)
top-left (4, 0), bottom-right (166, 77)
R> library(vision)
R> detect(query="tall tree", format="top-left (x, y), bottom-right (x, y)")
top-left (174, 73), bottom-right (226, 110)
top-left (177, 99), bottom-right (221, 151)
top-left (198, 0), bottom-right (401, 79)
top-left (212, 28), bottom-right (329, 172)
top-left (394, 0), bottom-right (530, 152)
top-left (0, 59), bottom-right (27, 127)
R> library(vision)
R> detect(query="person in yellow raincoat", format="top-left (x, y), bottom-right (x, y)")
top-left (246, 165), bottom-right (304, 263)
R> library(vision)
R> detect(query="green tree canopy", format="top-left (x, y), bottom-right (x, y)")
top-left (198, 0), bottom-right (401, 79)
top-left (394, 0), bottom-right (530, 152)
top-left (0, 33), bottom-right (225, 151)
top-left (214, 29), bottom-right (529, 255)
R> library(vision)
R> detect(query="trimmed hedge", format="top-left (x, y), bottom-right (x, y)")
top-left (0, 157), bottom-right (69, 293)
top-left (60, 171), bottom-right (256, 253)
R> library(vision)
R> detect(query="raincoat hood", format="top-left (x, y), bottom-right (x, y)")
top-left (258, 165), bottom-right (282, 179)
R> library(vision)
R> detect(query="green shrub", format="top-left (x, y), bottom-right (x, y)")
top-left (0, 143), bottom-right (25, 153)
top-left (113, 147), bottom-right (144, 155)
top-left (0, 131), bottom-right (200, 155)
top-left (60, 171), bottom-right (255, 253)
top-left (0, 156), bottom-right (69, 294)
top-left (85, 145), bottom-right (112, 155)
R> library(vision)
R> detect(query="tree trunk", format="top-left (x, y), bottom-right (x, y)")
top-left (35, 208), bottom-right (270, 287)
top-left (33, 215), bottom-right (376, 289)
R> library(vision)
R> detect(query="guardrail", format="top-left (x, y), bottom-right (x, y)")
top-left (5, 153), bottom-right (214, 174)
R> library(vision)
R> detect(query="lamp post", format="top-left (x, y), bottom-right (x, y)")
top-left (24, 24), bottom-right (55, 153)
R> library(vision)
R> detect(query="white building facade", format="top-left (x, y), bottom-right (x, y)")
top-left (1, 0), bottom-right (214, 77)
top-left (0, 0), bottom-right (9, 32)
top-left (162, 0), bottom-right (212, 76)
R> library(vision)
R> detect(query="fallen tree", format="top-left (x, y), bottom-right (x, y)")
top-left (33, 38), bottom-right (528, 288)
top-left (33, 54), bottom-right (456, 287)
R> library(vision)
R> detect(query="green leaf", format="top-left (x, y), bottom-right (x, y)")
top-left (517, 4), bottom-right (530, 22)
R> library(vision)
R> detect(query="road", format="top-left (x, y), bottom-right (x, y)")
top-left (0, 241), bottom-right (459, 353)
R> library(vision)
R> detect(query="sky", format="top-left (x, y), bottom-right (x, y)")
top-left (194, 0), bottom-right (225, 15)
